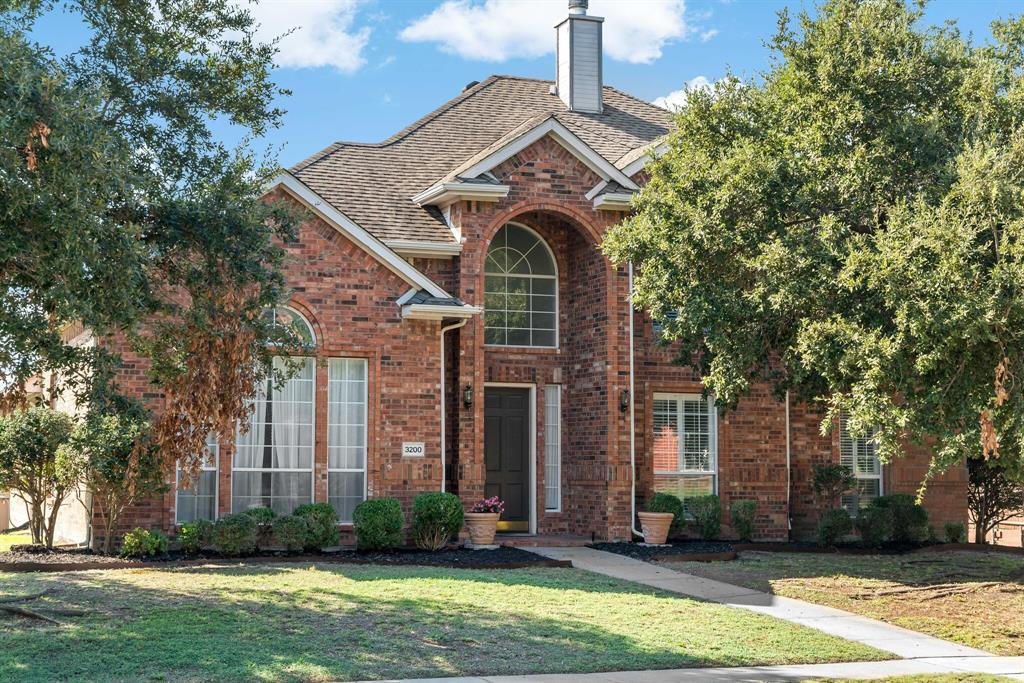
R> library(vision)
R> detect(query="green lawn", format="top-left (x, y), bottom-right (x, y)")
top-left (0, 530), bottom-right (30, 552)
top-left (663, 550), bottom-right (1024, 656)
top-left (0, 563), bottom-right (888, 682)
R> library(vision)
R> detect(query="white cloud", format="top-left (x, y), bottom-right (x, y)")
top-left (399, 0), bottom-right (694, 64)
top-left (652, 75), bottom-right (713, 110)
top-left (245, 0), bottom-right (371, 73)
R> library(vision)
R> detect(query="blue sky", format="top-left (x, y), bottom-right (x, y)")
top-left (38, 0), bottom-right (1022, 167)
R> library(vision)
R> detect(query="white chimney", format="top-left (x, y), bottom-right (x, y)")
top-left (554, 0), bottom-right (603, 114)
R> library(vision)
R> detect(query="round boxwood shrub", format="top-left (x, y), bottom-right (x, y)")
top-left (120, 527), bottom-right (169, 558)
top-left (177, 519), bottom-right (214, 554)
top-left (213, 513), bottom-right (259, 556)
top-left (688, 494), bottom-right (722, 540)
top-left (645, 492), bottom-right (684, 535)
top-left (817, 508), bottom-right (853, 546)
top-left (241, 506), bottom-right (276, 524)
top-left (945, 521), bottom-right (967, 544)
top-left (353, 498), bottom-right (405, 551)
top-left (294, 502), bottom-right (340, 550)
top-left (272, 515), bottom-right (310, 553)
top-left (855, 505), bottom-right (893, 546)
top-left (411, 492), bottom-right (464, 551)
top-left (730, 499), bottom-right (757, 542)
top-left (870, 494), bottom-right (928, 544)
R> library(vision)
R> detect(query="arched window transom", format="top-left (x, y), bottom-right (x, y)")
top-left (484, 223), bottom-right (557, 347)
top-left (266, 305), bottom-right (316, 347)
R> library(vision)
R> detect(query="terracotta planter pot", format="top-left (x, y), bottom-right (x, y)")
top-left (638, 511), bottom-right (674, 545)
top-left (465, 512), bottom-right (500, 546)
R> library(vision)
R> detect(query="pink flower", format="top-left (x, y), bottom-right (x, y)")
top-left (470, 496), bottom-right (505, 514)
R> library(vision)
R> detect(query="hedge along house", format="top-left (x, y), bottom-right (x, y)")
top-left (114, 0), bottom-right (968, 544)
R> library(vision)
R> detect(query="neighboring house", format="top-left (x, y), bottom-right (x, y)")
top-left (106, 1), bottom-right (966, 544)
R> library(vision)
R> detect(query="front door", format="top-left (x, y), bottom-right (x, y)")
top-left (484, 387), bottom-right (530, 532)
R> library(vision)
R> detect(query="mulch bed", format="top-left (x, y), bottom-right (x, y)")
top-left (589, 540), bottom-right (736, 562)
top-left (0, 545), bottom-right (571, 573)
top-left (589, 539), bottom-right (998, 562)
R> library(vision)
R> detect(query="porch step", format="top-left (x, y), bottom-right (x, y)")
top-left (498, 534), bottom-right (591, 548)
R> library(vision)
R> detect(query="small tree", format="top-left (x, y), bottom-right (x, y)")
top-left (967, 456), bottom-right (1024, 544)
top-left (70, 408), bottom-right (167, 553)
top-left (812, 464), bottom-right (857, 513)
top-left (0, 407), bottom-right (78, 547)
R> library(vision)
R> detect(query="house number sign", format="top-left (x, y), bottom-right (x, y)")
top-left (402, 442), bottom-right (425, 458)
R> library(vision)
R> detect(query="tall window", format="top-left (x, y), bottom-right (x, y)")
top-left (544, 384), bottom-right (562, 511)
top-left (328, 358), bottom-right (368, 523)
top-left (840, 412), bottom-right (882, 514)
top-left (652, 393), bottom-right (718, 505)
top-left (484, 223), bottom-right (557, 347)
top-left (176, 434), bottom-right (218, 523)
top-left (233, 356), bottom-right (316, 514)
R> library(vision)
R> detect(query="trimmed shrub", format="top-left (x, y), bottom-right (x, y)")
top-left (352, 498), bottom-right (404, 551)
top-left (945, 521), bottom-right (967, 544)
top-left (646, 492), bottom-right (684, 535)
top-left (730, 499), bottom-right (757, 541)
top-left (817, 508), bottom-right (853, 546)
top-left (120, 528), bottom-right (168, 558)
top-left (272, 515), bottom-right (310, 553)
top-left (411, 492), bottom-right (464, 551)
top-left (870, 494), bottom-right (928, 543)
top-left (688, 494), bottom-right (721, 540)
top-left (178, 519), bottom-right (214, 554)
top-left (241, 506), bottom-right (276, 524)
top-left (294, 502), bottom-right (341, 550)
top-left (855, 505), bottom-right (893, 546)
top-left (213, 513), bottom-right (259, 556)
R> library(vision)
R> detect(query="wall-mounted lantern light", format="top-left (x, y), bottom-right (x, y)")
top-left (463, 384), bottom-right (473, 409)
top-left (619, 389), bottom-right (630, 413)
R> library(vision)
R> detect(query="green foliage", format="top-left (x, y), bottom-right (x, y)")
top-left (120, 528), bottom-right (168, 558)
top-left (294, 502), bottom-right (340, 550)
top-left (730, 499), bottom-right (757, 541)
top-left (688, 495), bottom-right (722, 540)
top-left (603, 0), bottom-right (1024, 478)
top-left (968, 456), bottom-right (1024, 543)
top-left (817, 508), bottom-right (853, 546)
top-left (646, 492), bottom-right (684, 534)
top-left (271, 515), bottom-right (310, 553)
top-left (241, 507), bottom-right (276, 524)
top-left (870, 494), bottom-right (929, 543)
top-left (352, 499), bottom-right (405, 551)
top-left (177, 519), bottom-right (214, 554)
top-left (855, 506), bottom-right (894, 547)
top-left (411, 492), bottom-right (464, 551)
top-left (812, 465), bottom-right (858, 508)
top-left (213, 513), bottom-right (258, 556)
top-left (945, 521), bottom-right (967, 544)
top-left (0, 407), bottom-right (78, 547)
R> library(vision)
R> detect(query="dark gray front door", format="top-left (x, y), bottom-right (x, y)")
top-left (484, 387), bottom-right (530, 530)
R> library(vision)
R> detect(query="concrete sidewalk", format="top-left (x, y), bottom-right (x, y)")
top-left (531, 546), bottom-right (992, 661)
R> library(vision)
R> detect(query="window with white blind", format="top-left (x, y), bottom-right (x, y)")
top-left (176, 433), bottom-right (218, 523)
top-left (233, 356), bottom-right (315, 514)
top-left (328, 358), bottom-right (368, 523)
top-left (839, 412), bottom-right (882, 515)
top-left (652, 393), bottom-right (718, 504)
top-left (544, 385), bottom-right (562, 511)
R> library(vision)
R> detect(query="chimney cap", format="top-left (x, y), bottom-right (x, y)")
top-left (568, 0), bottom-right (588, 15)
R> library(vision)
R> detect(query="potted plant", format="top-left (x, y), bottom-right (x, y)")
top-left (638, 492), bottom-right (682, 545)
top-left (465, 496), bottom-right (504, 546)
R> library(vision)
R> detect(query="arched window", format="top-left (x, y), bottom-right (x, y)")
top-left (266, 305), bottom-right (316, 347)
top-left (484, 223), bottom-right (558, 347)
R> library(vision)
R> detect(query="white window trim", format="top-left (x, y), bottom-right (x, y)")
top-left (327, 358), bottom-right (369, 525)
top-left (840, 413), bottom-right (883, 513)
top-left (175, 436), bottom-right (219, 524)
top-left (652, 392), bottom-right (719, 485)
top-left (268, 305), bottom-right (317, 347)
top-left (544, 384), bottom-right (562, 512)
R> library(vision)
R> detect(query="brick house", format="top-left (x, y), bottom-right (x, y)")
top-left (113, 0), bottom-right (967, 544)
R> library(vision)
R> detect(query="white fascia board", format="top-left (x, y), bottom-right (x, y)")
top-left (396, 288), bottom-right (419, 306)
top-left (266, 172), bottom-right (450, 299)
top-left (384, 240), bottom-right (463, 259)
top-left (593, 192), bottom-right (634, 211)
top-left (411, 182), bottom-right (510, 207)
top-left (457, 117), bottom-right (639, 192)
top-left (401, 303), bottom-right (483, 320)
top-left (618, 141), bottom-right (670, 178)
top-left (585, 179), bottom-right (609, 201)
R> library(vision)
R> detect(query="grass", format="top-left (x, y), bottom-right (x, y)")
top-left (0, 563), bottom-right (888, 682)
top-left (663, 550), bottom-right (1024, 656)
top-left (0, 530), bottom-right (30, 552)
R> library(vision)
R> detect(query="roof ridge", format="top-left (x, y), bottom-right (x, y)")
top-left (602, 83), bottom-right (671, 116)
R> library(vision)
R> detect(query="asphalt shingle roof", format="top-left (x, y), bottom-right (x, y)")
top-left (291, 75), bottom-right (671, 245)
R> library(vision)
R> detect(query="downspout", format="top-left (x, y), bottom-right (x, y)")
top-left (785, 390), bottom-right (792, 536)
top-left (628, 262), bottom-right (642, 538)
top-left (439, 319), bottom-right (468, 493)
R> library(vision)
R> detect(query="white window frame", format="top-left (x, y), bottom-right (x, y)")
top-left (652, 393), bottom-right (719, 505)
top-left (544, 384), bottom-right (562, 512)
top-left (175, 434), bottom-right (219, 524)
top-left (232, 356), bottom-right (317, 514)
top-left (484, 222), bottom-right (559, 349)
top-left (267, 305), bottom-right (316, 348)
top-left (839, 412), bottom-right (883, 514)
top-left (327, 357), bottom-right (369, 524)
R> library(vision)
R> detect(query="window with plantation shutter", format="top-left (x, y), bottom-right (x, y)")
top-left (839, 411), bottom-right (882, 515)
top-left (652, 393), bottom-right (717, 508)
